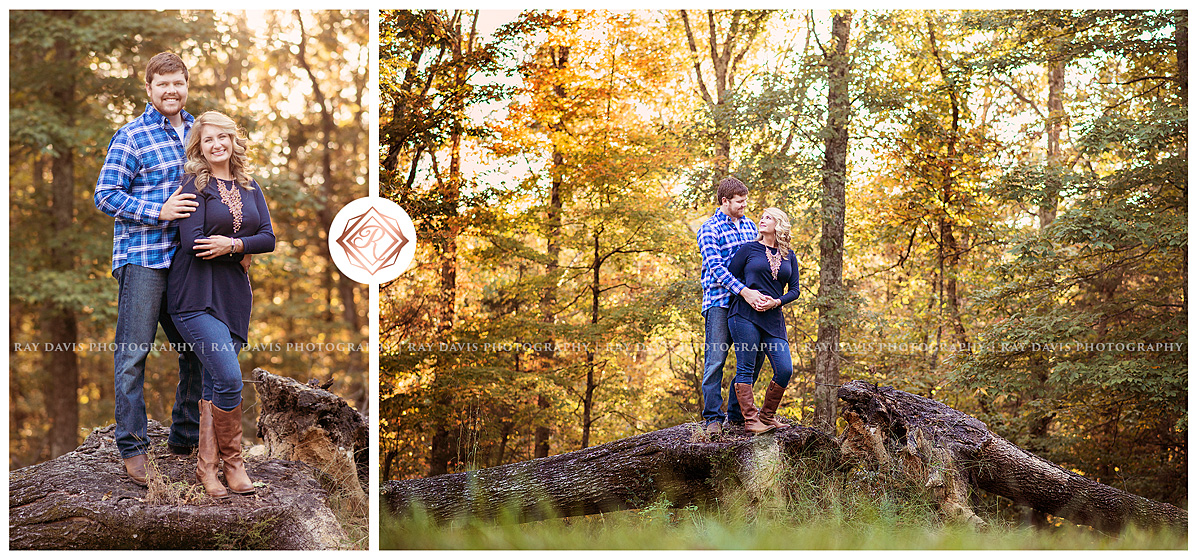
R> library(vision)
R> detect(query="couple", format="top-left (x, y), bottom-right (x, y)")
top-left (93, 52), bottom-right (276, 499)
top-left (698, 177), bottom-right (800, 437)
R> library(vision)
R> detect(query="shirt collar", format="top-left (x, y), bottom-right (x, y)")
top-left (143, 102), bottom-right (195, 129)
top-left (713, 207), bottom-right (745, 225)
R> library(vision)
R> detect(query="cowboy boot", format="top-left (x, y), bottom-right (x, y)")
top-left (123, 453), bottom-right (148, 486)
top-left (734, 383), bottom-right (775, 435)
top-left (211, 401), bottom-right (255, 494)
top-left (759, 381), bottom-right (788, 430)
top-left (196, 400), bottom-right (229, 498)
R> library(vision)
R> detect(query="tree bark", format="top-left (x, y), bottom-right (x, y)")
top-left (814, 11), bottom-right (852, 433)
top-left (535, 42), bottom-right (571, 459)
top-left (44, 30), bottom-right (81, 461)
top-left (383, 423), bottom-right (839, 524)
top-left (294, 11), bottom-right (342, 325)
top-left (382, 380), bottom-right (1186, 534)
top-left (9, 422), bottom-right (347, 549)
top-left (253, 368), bottom-right (369, 513)
top-left (1040, 56), bottom-right (1065, 229)
top-left (838, 380), bottom-right (1187, 533)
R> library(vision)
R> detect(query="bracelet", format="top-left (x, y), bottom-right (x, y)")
top-left (229, 238), bottom-right (237, 255)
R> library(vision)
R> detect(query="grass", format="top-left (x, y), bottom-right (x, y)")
top-left (380, 467), bottom-right (1187, 550)
top-left (381, 502), bottom-right (1187, 550)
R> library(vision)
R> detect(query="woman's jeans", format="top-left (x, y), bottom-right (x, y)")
top-left (112, 264), bottom-right (203, 459)
top-left (727, 314), bottom-right (793, 388)
top-left (171, 310), bottom-right (245, 411)
top-left (702, 306), bottom-right (764, 425)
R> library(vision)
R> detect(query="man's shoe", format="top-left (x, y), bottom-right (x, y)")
top-left (168, 442), bottom-right (196, 456)
top-left (704, 421), bottom-right (722, 438)
top-left (124, 454), bottom-right (148, 486)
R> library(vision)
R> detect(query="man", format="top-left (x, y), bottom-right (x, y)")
top-left (94, 52), bottom-right (204, 485)
top-left (697, 176), bottom-right (771, 437)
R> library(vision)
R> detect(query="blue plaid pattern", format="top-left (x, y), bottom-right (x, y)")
top-left (698, 208), bottom-right (760, 312)
top-left (95, 103), bottom-right (194, 270)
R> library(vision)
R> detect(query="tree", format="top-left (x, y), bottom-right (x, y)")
top-left (676, 9), bottom-right (773, 187)
top-left (812, 10), bottom-right (852, 432)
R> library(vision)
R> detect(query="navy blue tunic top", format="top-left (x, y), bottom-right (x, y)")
top-left (728, 241), bottom-right (800, 340)
top-left (167, 175), bottom-right (275, 343)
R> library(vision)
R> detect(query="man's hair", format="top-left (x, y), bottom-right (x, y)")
top-left (145, 52), bottom-right (189, 85)
top-left (716, 176), bottom-right (749, 205)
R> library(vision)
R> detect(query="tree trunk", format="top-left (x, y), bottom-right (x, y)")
top-left (383, 423), bottom-right (839, 524)
top-left (10, 426), bottom-right (346, 549)
top-left (427, 12), bottom-right (477, 475)
top-left (382, 380), bottom-right (1186, 534)
top-left (294, 11), bottom-right (340, 324)
top-left (253, 368), bottom-right (369, 513)
top-left (837, 380), bottom-right (1187, 533)
top-left (1040, 56), bottom-right (1065, 229)
top-left (44, 34), bottom-right (81, 461)
top-left (814, 11), bottom-right (852, 433)
top-left (535, 42), bottom-right (570, 459)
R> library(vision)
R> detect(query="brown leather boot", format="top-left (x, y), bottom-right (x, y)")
top-left (759, 381), bottom-right (788, 430)
top-left (211, 401), bottom-right (255, 494)
top-left (197, 400), bottom-right (229, 498)
top-left (123, 454), bottom-right (148, 486)
top-left (734, 383), bottom-right (775, 435)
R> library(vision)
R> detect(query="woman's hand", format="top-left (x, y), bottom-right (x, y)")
top-left (194, 235), bottom-right (239, 259)
top-left (752, 298), bottom-right (781, 312)
top-left (740, 288), bottom-right (771, 309)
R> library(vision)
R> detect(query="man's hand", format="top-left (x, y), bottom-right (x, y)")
top-left (158, 186), bottom-right (198, 222)
top-left (740, 287), bottom-right (772, 310)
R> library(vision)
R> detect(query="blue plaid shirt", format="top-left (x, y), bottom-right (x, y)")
top-left (94, 103), bottom-right (194, 271)
top-left (698, 208), bottom-right (760, 313)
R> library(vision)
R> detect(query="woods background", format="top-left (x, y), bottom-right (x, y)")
top-left (379, 8), bottom-right (1187, 514)
top-left (8, 10), bottom-right (370, 468)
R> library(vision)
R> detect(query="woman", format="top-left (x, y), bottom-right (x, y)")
top-left (727, 207), bottom-right (800, 435)
top-left (167, 111), bottom-right (275, 498)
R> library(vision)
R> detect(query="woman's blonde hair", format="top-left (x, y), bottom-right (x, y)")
top-left (757, 207), bottom-right (793, 257)
top-left (184, 111), bottom-right (252, 191)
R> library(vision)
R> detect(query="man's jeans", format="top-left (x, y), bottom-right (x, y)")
top-left (701, 305), bottom-right (763, 425)
top-left (728, 314), bottom-right (794, 388)
top-left (172, 310), bottom-right (245, 411)
top-left (113, 264), bottom-right (203, 458)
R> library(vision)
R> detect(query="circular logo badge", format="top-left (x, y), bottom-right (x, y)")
top-left (328, 197), bottom-right (416, 284)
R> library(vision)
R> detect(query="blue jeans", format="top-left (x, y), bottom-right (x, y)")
top-left (728, 314), bottom-right (794, 388)
top-left (113, 264), bottom-right (203, 458)
top-left (702, 306), bottom-right (764, 425)
top-left (172, 310), bottom-right (246, 411)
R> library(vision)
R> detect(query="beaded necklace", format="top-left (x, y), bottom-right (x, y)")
top-left (214, 178), bottom-right (243, 233)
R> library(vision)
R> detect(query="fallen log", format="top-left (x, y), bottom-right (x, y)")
top-left (382, 381), bottom-right (1186, 534)
top-left (9, 422), bottom-right (346, 549)
top-left (382, 423), bottom-right (840, 523)
top-left (838, 380), bottom-right (1188, 533)
top-left (253, 368), bottom-right (369, 513)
